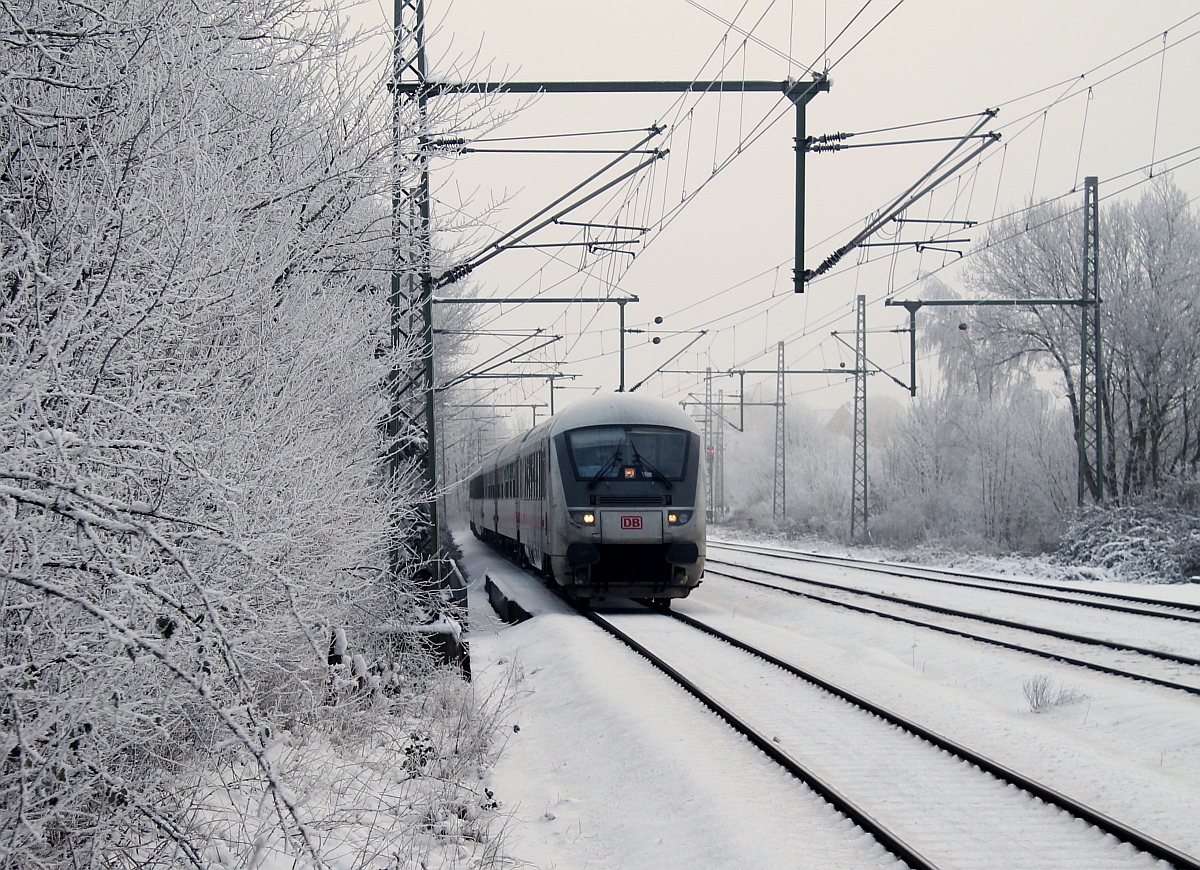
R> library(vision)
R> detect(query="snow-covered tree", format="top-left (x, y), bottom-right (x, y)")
top-left (1, 1), bottom-right (500, 864)
top-left (872, 387), bottom-right (1074, 549)
top-left (959, 178), bottom-right (1200, 502)
top-left (1101, 182), bottom-right (1200, 494)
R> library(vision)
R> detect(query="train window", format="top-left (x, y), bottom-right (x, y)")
top-left (565, 426), bottom-right (690, 481)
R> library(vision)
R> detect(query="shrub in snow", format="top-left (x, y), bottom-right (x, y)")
top-left (191, 667), bottom-right (515, 869)
top-left (1056, 501), bottom-right (1200, 583)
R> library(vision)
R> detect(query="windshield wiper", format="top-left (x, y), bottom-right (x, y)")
top-left (630, 445), bottom-right (673, 489)
top-left (587, 448), bottom-right (622, 489)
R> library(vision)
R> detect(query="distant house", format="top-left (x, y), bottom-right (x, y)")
top-left (824, 405), bottom-right (853, 439)
top-left (822, 397), bottom-right (901, 445)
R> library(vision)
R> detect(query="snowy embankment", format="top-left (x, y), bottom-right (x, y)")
top-left (712, 528), bottom-right (1200, 602)
top-left (461, 529), bottom-right (1200, 868)
top-left (193, 678), bottom-right (504, 870)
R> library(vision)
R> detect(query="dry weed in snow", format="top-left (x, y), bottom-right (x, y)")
top-left (1022, 675), bottom-right (1087, 713)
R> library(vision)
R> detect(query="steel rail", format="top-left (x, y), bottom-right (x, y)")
top-left (579, 607), bottom-right (940, 870)
top-left (705, 568), bottom-right (1200, 697)
top-left (710, 540), bottom-right (1200, 620)
top-left (662, 607), bottom-right (1200, 870)
top-left (706, 558), bottom-right (1200, 669)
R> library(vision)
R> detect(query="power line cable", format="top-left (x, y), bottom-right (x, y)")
top-left (826, 0), bottom-right (908, 71)
top-left (608, 15), bottom-right (1200, 400)
top-left (486, 0), bottom-right (870, 305)
top-left (822, 0), bottom-right (877, 64)
top-left (842, 112), bottom-right (998, 138)
top-left (438, 0), bottom-right (950, 398)
top-left (995, 24), bottom-right (1200, 132)
top-left (452, 0), bottom-right (797, 342)
top-left (1150, 30), bottom-right (1169, 177)
top-left (992, 11), bottom-right (1200, 112)
top-left (682, 0), bottom-right (814, 73)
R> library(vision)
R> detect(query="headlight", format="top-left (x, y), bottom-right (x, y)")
top-left (570, 511), bottom-right (596, 526)
top-left (667, 511), bottom-right (692, 526)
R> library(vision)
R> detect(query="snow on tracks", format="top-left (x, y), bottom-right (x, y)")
top-left (707, 548), bottom-right (1200, 696)
top-left (458, 534), bottom-right (902, 869)
top-left (599, 606), bottom-right (1191, 870)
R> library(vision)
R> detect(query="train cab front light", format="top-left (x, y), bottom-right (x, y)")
top-left (667, 511), bottom-right (692, 526)
top-left (570, 511), bottom-right (596, 526)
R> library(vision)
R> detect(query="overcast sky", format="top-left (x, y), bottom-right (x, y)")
top-left (357, 1), bottom-right (1200, 432)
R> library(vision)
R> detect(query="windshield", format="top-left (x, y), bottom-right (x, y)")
top-left (565, 425), bottom-right (690, 481)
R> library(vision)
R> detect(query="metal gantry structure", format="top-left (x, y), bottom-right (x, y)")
top-left (404, 79), bottom-right (830, 296)
top-left (850, 296), bottom-right (868, 538)
top-left (390, 1), bottom-right (832, 579)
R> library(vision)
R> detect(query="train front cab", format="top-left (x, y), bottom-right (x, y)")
top-left (549, 418), bottom-right (705, 601)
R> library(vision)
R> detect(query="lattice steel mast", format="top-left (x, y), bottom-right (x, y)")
top-left (773, 342), bottom-right (786, 519)
top-left (885, 181), bottom-right (1106, 509)
top-left (1079, 176), bottom-right (1105, 504)
top-left (390, 0), bottom-right (440, 584)
top-left (850, 295), bottom-right (868, 538)
top-left (704, 367), bottom-right (715, 522)
top-left (715, 388), bottom-right (726, 517)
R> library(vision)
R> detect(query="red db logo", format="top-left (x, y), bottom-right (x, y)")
top-left (621, 515), bottom-right (643, 530)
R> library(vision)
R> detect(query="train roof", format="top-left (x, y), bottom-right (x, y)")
top-left (476, 393), bottom-right (700, 471)
top-left (545, 393), bottom-right (700, 436)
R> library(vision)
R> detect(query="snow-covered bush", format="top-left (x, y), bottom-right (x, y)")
top-left (192, 669), bottom-right (514, 868)
top-left (1, 1), bottom-right (503, 865)
top-left (1056, 501), bottom-right (1200, 583)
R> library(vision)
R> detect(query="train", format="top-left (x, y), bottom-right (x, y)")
top-left (468, 393), bottom-right (706, 603)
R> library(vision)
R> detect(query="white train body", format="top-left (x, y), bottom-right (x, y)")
top-left (469, 393), bottom-right (706, 601)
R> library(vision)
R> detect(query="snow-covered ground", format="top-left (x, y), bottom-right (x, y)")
top-left (460, 528), bottom-right (1200, 869)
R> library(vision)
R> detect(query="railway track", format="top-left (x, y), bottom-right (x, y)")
top-left (702, 551), bottom-right (1200, 697)
top-left (711, 539), bottom-right (1200, 622)
top-left (583, 601), bottom-right (1200, 870)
